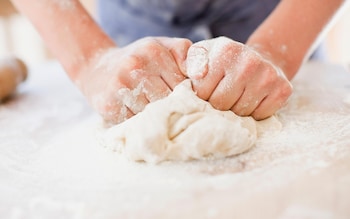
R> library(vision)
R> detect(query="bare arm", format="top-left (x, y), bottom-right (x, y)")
top-left (247, 0), bottom-right (347, 80)
top-left (10, 0), bottom-right (115, 81)
top-left (10, 0), bottom-right (192, 124)
top-left (186, 0), bottom-right (347, 120)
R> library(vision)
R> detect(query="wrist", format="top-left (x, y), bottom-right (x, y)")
top-left (246, 39), bottom-right (301, 81)
top-left (68, 37), bottom-right (116, 83)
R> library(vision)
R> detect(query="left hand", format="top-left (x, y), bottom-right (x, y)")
top-left (185, 36), bottom-right (293, 120)
top-left (76, 37), bottom-right (192, 124)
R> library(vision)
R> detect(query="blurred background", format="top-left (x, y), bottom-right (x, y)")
top-left (0, 0), bottom-right (349, 67)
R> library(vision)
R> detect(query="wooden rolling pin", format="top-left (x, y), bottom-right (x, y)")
top-left (0, 57), bottom-right (28, 101)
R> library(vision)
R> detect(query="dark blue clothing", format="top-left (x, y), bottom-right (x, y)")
top-left (96, 0), bottom-right (325, 59)
top-left (97, 0), bottom-right (279, 46)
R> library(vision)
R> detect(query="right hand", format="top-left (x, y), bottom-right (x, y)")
top-left (185, 37), bottom-right (293, 120)
top-left (76, 37), bottom-right (192, 124)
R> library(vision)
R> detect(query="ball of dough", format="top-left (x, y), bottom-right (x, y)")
top-left (103, 80), bottom-right (258, 163)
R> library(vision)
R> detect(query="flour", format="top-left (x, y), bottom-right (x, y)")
top-left (51, 0), bottom-right (76, 10)
top-left (1, 62), bottom-right (350, 218)
top-left (344, 94), bottom-right (350, 106)
top-left (101, 37), bottom-right (287, 163)
top-left (117, 77), bottom-right (148, 114)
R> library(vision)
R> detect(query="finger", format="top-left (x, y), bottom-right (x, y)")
top-left (159, 67), bottom-right (186, 90)
top-left (121, 68), bottom-right (173, 112)
top-left (141, 75), bottom-right (172, 102)
top-left (208, 73), bottom-right (245, 111)
top-left (116, 69), bottom-right (150, 114)
top-left (155, 37), bottom-right (192, 74)
top-left (155, 49), bottom-right (187, 90)
top-left (187, 37), bottom-right (246, 101)
top-left (99, 99), bottom-right (135, 125)
top-left (186, 42), bottom-right (211, 80)
top-left (117, 85), bottom-right (149, 115)
top-left (228, 61), bottom-right (268, 116)
top-left (132, 39), bottom-right (186, 90)
top-left (186, 39), bottom-right (222, 100)
top-left (231, 89), bottom-right (267, 116)
top-left (251, 84), bottom-right (292, 120)
top-left (251, 95), bottom-right (281, 120)
top-left (207, 42), bottom-right (261, 111)
top-left (110, 106), bottom-right (134, 124)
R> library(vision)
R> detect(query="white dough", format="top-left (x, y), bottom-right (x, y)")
top-left (103, 80), bottom-right (272, 163)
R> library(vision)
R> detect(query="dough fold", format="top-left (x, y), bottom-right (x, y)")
top-left (103, 80), bottom-right (260, 163)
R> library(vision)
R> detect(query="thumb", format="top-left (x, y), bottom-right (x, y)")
top-left (186, 40), bottom-right (214, 80)
top-left (155, 37), bottom-right (192, 74)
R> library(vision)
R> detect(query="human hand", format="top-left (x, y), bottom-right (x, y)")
top-left (186, 36), bottom-right (292, 120)
top-left (77, 37), bottom-right (192, 124)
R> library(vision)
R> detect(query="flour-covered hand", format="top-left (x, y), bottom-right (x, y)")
top-left (186, 36), bottom-right (292, 120)
top-left (77, 37), bottom-right (192, 124)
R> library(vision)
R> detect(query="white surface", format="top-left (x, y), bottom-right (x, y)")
top-left (0, 61), bottom-right (350, 219)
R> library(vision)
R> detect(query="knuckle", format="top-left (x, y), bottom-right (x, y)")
top-left (234, 57), bottom-right (262, 80)
top-left (283, 84), bottom-right (293, 97)
top-left (235, 70), bottom-right (250, 82)
top-left (216, 36), bottom-right (230, 41)
top-left (279, 81), bottom-right (293, 98)
top-left (263, 75), bottom-right (277, 87)
top-left (144, 41), bottom-right (161, 54)
top-left (178, 38), bottom-right (192, 47)
top-left (136, 39), bottom-right (162, 56)
top-left (252, 111), bottom-right (270, 121)
top-left (232, 104), bottom-right (247, 117)
top-left (257, 67), bottom-right (279, 88)
top-left (213, 36), bottom-right (232, 47)
top-left (222, 41), bottom-right (243, 56)
top-left (124, 55), bottom-right (144, 70)
top-left (171, 38), bottom-right (193, 55)
top-left (209, 97), bottom-right (227, 111)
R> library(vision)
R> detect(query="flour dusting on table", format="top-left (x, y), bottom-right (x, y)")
top-left (0, 62), bottom-right (350, 219)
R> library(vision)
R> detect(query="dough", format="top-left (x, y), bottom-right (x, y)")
top-left (103, 80), bottom-right (263, 163)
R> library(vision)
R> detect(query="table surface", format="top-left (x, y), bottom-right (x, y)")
top-left (1, 61), bottom-right (350, 219)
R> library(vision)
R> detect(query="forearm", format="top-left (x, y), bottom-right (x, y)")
top-left (247, 0), bottom-right (346, 80)
top-left (11, 0), bottom-right (115, 81)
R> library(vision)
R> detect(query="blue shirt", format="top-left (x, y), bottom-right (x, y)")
top-left (97, 0), bottom-right (280, 46)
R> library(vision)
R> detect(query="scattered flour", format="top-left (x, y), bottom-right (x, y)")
top-left (1, 62), bottom-right (350, 219)
top-left (343, 94), bottom-right (350, 106)
top-left (52, 0), bottom-right (76, 10)
top-left (117, 78), bottom-right (147, 114)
